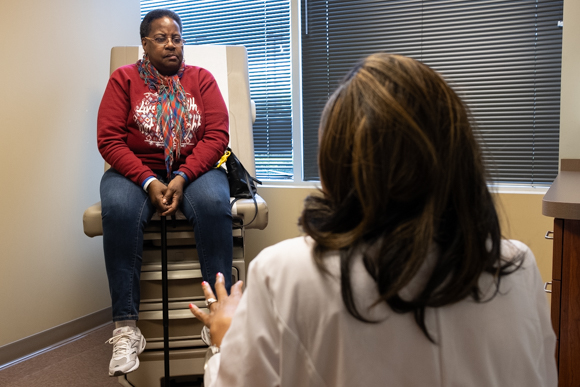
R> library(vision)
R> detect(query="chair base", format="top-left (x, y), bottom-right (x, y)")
top-left (117, 348), bottom-right (206, 387)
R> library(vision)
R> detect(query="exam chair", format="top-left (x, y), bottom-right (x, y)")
top-left (82, 45), bottom-right (268, 387)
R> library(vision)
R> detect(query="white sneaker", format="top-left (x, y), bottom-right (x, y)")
top-left (106, 326), bottom-right (146, 376)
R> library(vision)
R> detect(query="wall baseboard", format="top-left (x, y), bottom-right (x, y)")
top-left (0, 307), bottom-right (112, 370)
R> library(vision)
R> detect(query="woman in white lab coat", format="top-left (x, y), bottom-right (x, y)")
top-left (190, 53), bottom-right (558, 387)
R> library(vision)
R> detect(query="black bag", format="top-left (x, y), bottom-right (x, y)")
top-left (223, 147), bottom-right (262, 225)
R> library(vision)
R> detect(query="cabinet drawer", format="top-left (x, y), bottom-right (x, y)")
top-left (140, 266), bottom-right (239, 302)
top-left (138, 307), bottom-right (205, 343)
top-left (140, 270), bottom-right (204, 302)
top-left (550, 279), bottom-right (561, 338)
top-left (125, 348), bottom-right (208, 386)
top-left (555, 339), bottom-right (559, 370)
top-left (552, 219), bottom-right (563, 280)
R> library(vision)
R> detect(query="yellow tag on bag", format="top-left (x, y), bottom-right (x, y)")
top-left (215, 150), bottom-right (231, 168)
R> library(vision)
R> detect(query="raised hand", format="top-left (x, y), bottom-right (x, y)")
top-left (190, 273), bottom-right (244, 347)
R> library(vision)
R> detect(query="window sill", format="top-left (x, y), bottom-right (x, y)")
top-left (259, 180), bottom-right (321, 190)
top-left (259, 181), bottom-right (549, 195)
top-left (488, 184), bottom-right (550, 195)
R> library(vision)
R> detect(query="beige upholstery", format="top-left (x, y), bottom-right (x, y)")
top-left (83, 196), bottom-right (268, 237)
top-left (83, 45), bottom-right (268, 237)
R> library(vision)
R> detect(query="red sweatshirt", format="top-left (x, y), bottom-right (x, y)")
top-left (97, 63), bottom-right (229, 186)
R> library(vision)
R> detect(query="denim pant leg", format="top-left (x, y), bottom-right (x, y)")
top-left (180, 168), bottom-right (233, 292)
top-left (100, 168), bottom-right (155, 322)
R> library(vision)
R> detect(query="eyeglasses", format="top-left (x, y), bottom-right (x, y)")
top-left (144, 36), bottom-right (185, 46)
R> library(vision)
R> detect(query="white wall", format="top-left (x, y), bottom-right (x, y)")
top-left (559, 0), bottom-right (580, 160)
top-left (0, 0), bottom-right (140, 346)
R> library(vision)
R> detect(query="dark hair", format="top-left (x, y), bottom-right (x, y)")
top-left (299, 53), bottom-right (521, 341)
top-left (140, 9), bottom-right (183, 38)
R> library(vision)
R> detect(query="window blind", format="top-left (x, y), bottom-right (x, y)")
top-left (301, 0), bottom-right (562, 185)
top-left (141, 0), bottom-right (293, 180)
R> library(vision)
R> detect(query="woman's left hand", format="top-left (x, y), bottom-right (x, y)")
top-left (160, 175), bottom-right (186, 216)
top-left (190, 273), bottom-right (244, 348)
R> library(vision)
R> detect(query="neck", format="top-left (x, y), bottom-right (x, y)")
top-left (157, 68), bottom-right (179, 76)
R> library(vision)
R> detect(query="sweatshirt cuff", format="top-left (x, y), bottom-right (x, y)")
top-left (142, 176), bottom-right (158, 192)
top-left (172, 170), bottom-right (189, 184)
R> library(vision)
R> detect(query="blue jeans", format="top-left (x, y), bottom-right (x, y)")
top-left (100, 168), bottom-right (233, 322)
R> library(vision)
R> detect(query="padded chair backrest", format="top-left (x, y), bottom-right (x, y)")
top-left (109, 45), bottom-right (256, 176)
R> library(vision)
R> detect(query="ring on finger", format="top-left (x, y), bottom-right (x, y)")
top-left (205, 298), bottom-right (218, 307)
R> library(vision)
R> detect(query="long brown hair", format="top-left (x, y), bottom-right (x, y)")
top-left (300, 53), bottom-right (520, 341)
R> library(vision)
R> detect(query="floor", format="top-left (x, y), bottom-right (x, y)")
top-left (0, 323), bottom-right (121, 387)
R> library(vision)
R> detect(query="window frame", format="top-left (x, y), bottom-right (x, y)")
top-left (283, 0), bottom-right (552, 193)
top-left (261, 0), bottom-right (322, 188)
top-left (139, 0), bottom-right (556, 194)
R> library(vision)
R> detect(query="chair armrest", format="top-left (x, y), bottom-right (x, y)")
top-left (231, 194), bottom-right (269, 230)
top-left (83, 201), bottom-right (103, 237)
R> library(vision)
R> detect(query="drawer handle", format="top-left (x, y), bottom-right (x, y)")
top-left (139, 307), bottom-right (208, 320)
top-left (140, 269), bottom-right (203, 281)
top-left (544, 282), bottom-right (552, 293)
top-left (545, 231), bottom-right (554, 240)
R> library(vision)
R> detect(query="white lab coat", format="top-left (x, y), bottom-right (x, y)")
top-left (205, 237), bottom-right (557, 387)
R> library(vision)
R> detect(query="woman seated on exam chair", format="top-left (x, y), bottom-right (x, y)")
top-left (191, 53), bottom-right (558, 386)
top-left (97, 8), bottom-right (232, 376)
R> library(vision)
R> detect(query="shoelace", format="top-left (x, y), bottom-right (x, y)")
top-left (106, 333), bottom-right (134, 357)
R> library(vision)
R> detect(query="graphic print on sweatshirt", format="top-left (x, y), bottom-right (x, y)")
top-left (133, 92), bottom-right (202, 147)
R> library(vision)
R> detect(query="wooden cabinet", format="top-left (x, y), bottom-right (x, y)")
top-left (543, 159), bottom-right (580, 387)
top-left (550, 218), bottom-right (580, 386)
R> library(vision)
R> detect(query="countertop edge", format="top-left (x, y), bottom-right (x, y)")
top-left (542, 159), bottom-right (580, 220)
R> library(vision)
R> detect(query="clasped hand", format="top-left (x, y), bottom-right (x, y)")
top-left (147, 175), bottom-right (186, 216)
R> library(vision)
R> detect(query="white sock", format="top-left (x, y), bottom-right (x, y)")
top-left (115, 320), bottom-right (137, 329)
